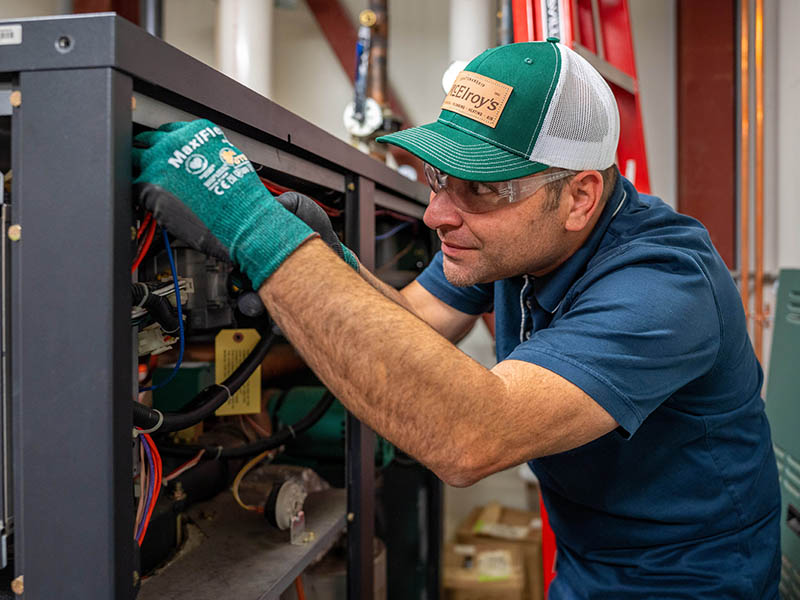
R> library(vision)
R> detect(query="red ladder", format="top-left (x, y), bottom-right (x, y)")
top-left (511, 1), bottom-right (650, 595)
top-left (513, 0), bottom-right (650, 193)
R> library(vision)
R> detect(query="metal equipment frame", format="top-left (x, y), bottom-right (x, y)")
top-left (0, 13), bottom-right (430, 600)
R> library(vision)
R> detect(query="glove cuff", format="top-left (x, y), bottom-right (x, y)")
top-left (340, 244), bottom-right (360, 272)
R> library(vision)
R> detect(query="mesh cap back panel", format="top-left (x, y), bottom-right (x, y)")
top-left (529, 45), bottom-right (620, 170)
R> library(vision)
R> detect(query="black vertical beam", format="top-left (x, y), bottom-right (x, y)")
top-left (11, 68), bottom-right (134, 599)
top-left (344, 174), bottom-right (376, 599)
top-left (426, 472), bottom-right (443, 600)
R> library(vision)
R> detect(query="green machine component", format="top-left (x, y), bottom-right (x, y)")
top-left (765, 269), bottom-right (800, 599)
top-left (152, 362), bottom-right (214, 413)
top-left (269, 387), bottom-right (395, 469)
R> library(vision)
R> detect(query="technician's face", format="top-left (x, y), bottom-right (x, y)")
top-left (422, 183), bottom-right (571, 287)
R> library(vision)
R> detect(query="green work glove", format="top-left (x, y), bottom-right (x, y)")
top-left (132, 119), bottom-right (316, 289)
top-left (276, 192), bottom-right (359, 272)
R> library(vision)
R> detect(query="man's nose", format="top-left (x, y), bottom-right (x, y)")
top-left (423, 190), bottom-right (463, 230)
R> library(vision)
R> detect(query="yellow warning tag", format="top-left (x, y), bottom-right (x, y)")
top-left (214, 329), bottom-right (261, 416)
top-left (441, 71), bottom-right (513, 128)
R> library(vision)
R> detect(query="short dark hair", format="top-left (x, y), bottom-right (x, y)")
top-left (543, 164), bottom-right (619, 211)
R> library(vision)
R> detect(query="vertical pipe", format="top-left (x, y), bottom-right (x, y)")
top-left (367, 0), bottom-right (388, 108)
top-left (450, 0), bottom-right (494, 61)
top-left (140, 0), bottom-right (163, 38)
top-left (216, 0), bottom-right (274, 98)
top-left (754, 0), bottom-right (764, 359)
top-left (739, 0), bottom-right (750, 327)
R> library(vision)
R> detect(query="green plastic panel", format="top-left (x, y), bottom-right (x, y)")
top-left (765, 269), bottom-right (800, 599)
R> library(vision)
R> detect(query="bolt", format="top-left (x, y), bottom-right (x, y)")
top-left (133, 571), bottom-right (140, 587)
top-left (55, 35), bottom-right (73, 53)
top-left (131, 226), bottom-right (137, 240)
top-left (347, 512), bottom-right (355, 523)
top-left (9, 91), bottom-right (21, 108)
top-left (8, 224), bottom-right (21, 242)
top-left (347, 182), bottom-right (356, 192)
top-left (11, 575), bottom-right (23, 595)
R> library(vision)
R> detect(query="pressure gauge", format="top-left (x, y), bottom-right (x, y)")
top-left (343, 97), bottom-right (383, 138)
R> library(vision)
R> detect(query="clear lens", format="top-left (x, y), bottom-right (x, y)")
top-left (423, 163), bottom-right (573, 214)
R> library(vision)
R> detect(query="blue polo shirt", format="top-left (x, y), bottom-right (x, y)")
top-left (417, 176), bottom-right (780, 598)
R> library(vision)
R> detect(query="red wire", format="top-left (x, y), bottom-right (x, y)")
top-left (295, 577), bottom-right (307, 600)
top-left (260, 177), bottom-right (342, 217)
top-left (138, 433), bottom-right (162, 544)
top-left (163, 450), bottom-right (204, 481)
top-left (131, 219), bottom-right (157, 274)
top-left (136, 213), bottom-right (153, 239)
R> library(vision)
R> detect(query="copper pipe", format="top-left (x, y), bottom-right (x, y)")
top-left (739, 0), bottom-right (750, 329)
top-left (754, 0), bottom-right (765, 360)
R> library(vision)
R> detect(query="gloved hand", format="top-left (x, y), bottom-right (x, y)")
top-left (276, 191), bottom-right (359, 272)
top-left (132, 120), bottom-right (316, 289)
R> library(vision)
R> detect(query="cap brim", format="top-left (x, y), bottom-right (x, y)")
top-left (377, 121), bottom-right (549, 182)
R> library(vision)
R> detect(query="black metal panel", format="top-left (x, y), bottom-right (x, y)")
top-left (0, 13), bottom-right (118, 72)
top-left (10, 68), bottom-right (134, 599)
top-left (345, 175), bottom-right (377, 599)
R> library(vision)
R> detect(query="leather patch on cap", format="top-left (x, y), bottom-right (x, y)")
top-left (441, 71), bottom-right (513, 128)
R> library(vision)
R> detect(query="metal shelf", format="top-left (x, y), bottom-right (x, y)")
top-left (139, 489), bottom-right (347, 600)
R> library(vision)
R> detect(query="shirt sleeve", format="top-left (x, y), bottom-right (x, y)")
top-left (508, 249), bottom-right (722, 437)
top-left (415, 251), bottom-right (494, 315)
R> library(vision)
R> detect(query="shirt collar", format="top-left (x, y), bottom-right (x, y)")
top-left (531, 175), bottom-right (628, 314)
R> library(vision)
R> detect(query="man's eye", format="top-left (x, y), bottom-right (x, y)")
top-left (468, 182), bottom-right (499, 195)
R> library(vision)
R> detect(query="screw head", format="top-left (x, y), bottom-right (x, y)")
top-left (347, 512), bottom-right (355, 522)
top-left (55, 35), bottom-right (74, 53)
top-left (131, 96), bottom-right (137, 111)
top-left (11, 575), bottom-right (23, 595)
top-left (9, 91), bottom-right (21, 108)
top-left (347, 183), bottom-right (356, 192)
top-left (133, 571), bottom-right (140, 586)
top-left (8, 224), bottom-right (21, 242)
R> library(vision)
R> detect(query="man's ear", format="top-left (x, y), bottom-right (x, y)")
top-left (564, 170), bottom-right (604, 232)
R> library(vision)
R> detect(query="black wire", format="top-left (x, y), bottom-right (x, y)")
top-left (157, 391), bottom-right (336, 459)
top-left (133, 323), bottom-right (276, 433)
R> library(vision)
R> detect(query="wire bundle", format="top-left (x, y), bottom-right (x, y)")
top-left (132, 213), bottom-right (157, 274)
top-left (134, 431), bottom-right (162, 546)
top-left (139, 229), bottom-right (185, 393)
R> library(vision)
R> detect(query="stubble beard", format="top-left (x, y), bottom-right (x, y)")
top-left (442, 250), bottom-right (519, 287)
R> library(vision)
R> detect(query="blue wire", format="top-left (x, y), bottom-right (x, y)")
top-left (139, 229), bottom-right (184, 393)
top-left (375, 221), bottom-right (412, 241)
top-left (136, 436), bottom-right (155, 542)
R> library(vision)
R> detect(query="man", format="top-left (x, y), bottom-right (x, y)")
top-left (133, 40), bottom-right (780, 598)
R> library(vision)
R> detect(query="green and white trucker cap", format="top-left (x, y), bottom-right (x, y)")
top-left (377, 40), bottom-right (620, 182)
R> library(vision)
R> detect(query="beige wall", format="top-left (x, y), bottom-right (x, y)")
top-left (0, 0), bottom-right (63, 19)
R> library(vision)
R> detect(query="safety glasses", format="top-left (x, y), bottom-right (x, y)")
top-left (423, 162), bottom-right (573, 214)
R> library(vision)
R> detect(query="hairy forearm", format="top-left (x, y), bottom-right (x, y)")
top-left (354, 259), bottom-right (418, 315)
top-left (259, 239), bottom-right (506, 484)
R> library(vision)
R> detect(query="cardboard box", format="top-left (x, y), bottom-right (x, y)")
top-left (456, 503), bottom-right (543, 600)
top-left (443, 542), bottom-right (525, 600)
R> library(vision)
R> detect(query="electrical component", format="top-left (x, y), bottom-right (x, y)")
top-left (137, 323), bottom-right (178, 357)
top-left (142, 246), bottom-right (234, 331)
top-left (264, 478), bottom-right (308, 545)
top-left (140, 230), bottom-right (184, 393)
